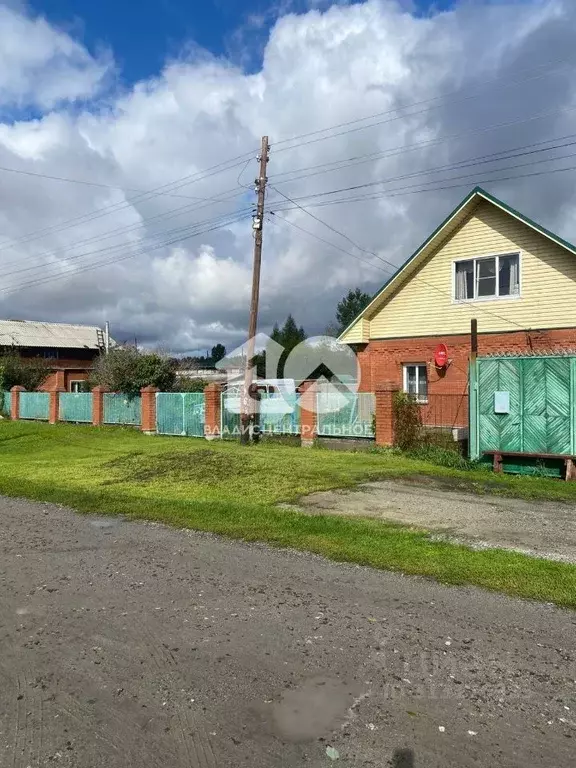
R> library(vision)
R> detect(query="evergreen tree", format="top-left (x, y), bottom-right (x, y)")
top-left (267, 315), bottom-right (306, 378)
top-left (336, 288), bottom-right (372, 334)
top-left (210, 343), bottom-right (226, 364)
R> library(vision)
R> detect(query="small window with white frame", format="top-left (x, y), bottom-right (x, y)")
top-left (403, 363), bottom-right (428, 403)
top-left (454, 253), bottom-right (520, 301)
top-left (69, 380), bottom-right (85, 393)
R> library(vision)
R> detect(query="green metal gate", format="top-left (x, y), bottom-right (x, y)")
top-left (156, 393), bottom-right (205, 437)
top-left (471, 355), bottom-right (576, 463)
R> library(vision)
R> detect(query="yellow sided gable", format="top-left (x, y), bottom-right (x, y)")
top-left (367, 199), bottom-right (576, 339)
top-left (340, 318), bottom-right (369, 344)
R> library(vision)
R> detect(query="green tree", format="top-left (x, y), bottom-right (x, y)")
top-left (90, 346), bottom-right (176, 398)
top-left (174, 377), bottom-right (211, 392)
top-left (336, 288), bottom-right (372, 334)
top-left (268, 315), bottom-right (306, 378)
top-left (0, 353), bottom-right (49, 392)
top-left (210, 344), bottom-right (226, 364)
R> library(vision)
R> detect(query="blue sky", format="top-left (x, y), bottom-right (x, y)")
top-left (32, 0), bottom-right (456, 83)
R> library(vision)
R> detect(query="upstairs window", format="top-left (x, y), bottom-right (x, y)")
top-left (454, 254), bottom-right (520, 301)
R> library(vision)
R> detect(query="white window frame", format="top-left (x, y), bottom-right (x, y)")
top-left (69, 380), bottom-right (85, 393)
top-left (402, 363), bottom-right (428, 404)
top-left (452, 251), bottom-right (522, 303)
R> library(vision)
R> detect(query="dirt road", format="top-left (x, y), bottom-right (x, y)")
top-left (0, 495), bottom-right (574, 767)
top-left (296, 477), bottom-right (576, 562)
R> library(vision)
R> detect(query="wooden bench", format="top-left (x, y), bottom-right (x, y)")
top-left (483, 451), bottom-right (576, 481)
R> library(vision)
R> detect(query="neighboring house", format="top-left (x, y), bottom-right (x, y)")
top-left (0, 319), bottom-right (110, 392)
top-left (176, 365), bottom-right (231, 384)
top-left (340, 186), bottom-right (576, 429)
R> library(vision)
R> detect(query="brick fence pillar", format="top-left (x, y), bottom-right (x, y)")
top-left (54, 370), bottom-right (66, 390)
top-left (140, 386), bottom-right (159, 435)
top-left (92, 386), bottom-right (107, 426)
top-left (49, 387), bottom-right (65, 424)
top-left (299, 381), bottom-right (318, 448)
top-left (10, 386), bottom-right (25, 420)
top-left (375, 382), bottom-right (400, 447)
top-left (204, 383), bottom-right (222, 440)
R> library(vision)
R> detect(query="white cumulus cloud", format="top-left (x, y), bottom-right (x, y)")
top-left (0, 0), bottom-right (575, 353)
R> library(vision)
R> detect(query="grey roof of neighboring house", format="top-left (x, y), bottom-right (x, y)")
top-left (0, 320), bottom-right (104, 350)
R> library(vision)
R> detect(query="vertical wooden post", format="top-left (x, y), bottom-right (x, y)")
top-left (241, 136), bottom-right (269, 444)
top-left (10, 386), bottom-right (25, 420)
top-left (469, 318), bottom-right (479, 460)
top-left (470, 318), bottom-right (478, 362)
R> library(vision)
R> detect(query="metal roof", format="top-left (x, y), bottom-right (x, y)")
top-left (0, 320), bottom-right (104, 350)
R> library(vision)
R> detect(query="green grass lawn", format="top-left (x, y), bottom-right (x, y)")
top-left (1, 420), bottom-right (576, 608)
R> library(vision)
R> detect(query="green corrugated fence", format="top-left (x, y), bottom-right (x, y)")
top-left (59, 393), bottom-right (93, 423)
top-left (316, 391), bottom-right (375, 438)
top-left (1, 391), bottom-right (10, 415)
top-left (260, 392), bottom-right (300, 434)
top-left (103, 394), bottom-right (141, 425)
top-left (221, 392), bottom-right (241, 437)
top-left (156, 393), bottom-right (204, 436)
top-left (19, 392), bottom-right (50, 421)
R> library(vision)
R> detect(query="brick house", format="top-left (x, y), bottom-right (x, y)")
top-left (340, 186), bottom-right (576, 431)
top-left (0, 319), bottom-right (110, 391)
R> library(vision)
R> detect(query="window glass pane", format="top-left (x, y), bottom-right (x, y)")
top-left (418, 366), bottom-right (428, 400)
top-left (477, 277), bottom-right (496, 297)
top-left (499, 254), bottom-right (519, 296)
top-left (455, 260), bottom-right (473, 300)
top-left (406, 366), bottom-right (417, 395)
top-left (477, 258), bottom-right (495, 278)
top-left (476, 259), bottom-right (496, 297)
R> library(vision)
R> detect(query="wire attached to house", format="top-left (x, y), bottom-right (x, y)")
top-left (269, 185), bottom-right (529, 332)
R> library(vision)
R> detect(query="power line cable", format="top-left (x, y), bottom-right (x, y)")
top-left (0, 151), bottom-right (257, 254)
top-left (272, 61), bottom-right (572, 152)
top-left (0, 212), bottom-right (252, 297)
top-left (0, 186), bottom-right (248, 273)
top-left (270, 186), bottom-right (528, 331)
top-left (270, 145), bottom-right (576, 206)
top-left (276, 161), bottom-right (576, 211)
top-left (270, 127), bottom-right (576, 186)
top-left (0, 205), bottom-right (256, 284)
top-left (16, 134), bottom-right (574, 277)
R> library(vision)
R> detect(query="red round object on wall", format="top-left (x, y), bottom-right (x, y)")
top-left (434, 343), bottom-right (448, 368)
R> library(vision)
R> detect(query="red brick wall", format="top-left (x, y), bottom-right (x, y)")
top-left (355, 327), bottom-right (576, 430)
top-left (356, 328), bottom-right (576, 393)
top-left (41, 368), bottom-right (91, 392)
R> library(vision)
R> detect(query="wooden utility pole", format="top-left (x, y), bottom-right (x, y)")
top-left (240, 136), bottom-right (269, 444)
top-left (470, 318), bottom-right (478, 362)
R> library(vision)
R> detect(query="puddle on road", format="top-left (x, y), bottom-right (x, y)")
top-left (272, 676), bottom-right (362, 742)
